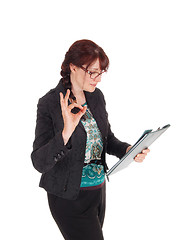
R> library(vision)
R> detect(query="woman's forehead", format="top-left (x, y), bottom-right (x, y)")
top-left (87, 59), bottom-right (100, 70)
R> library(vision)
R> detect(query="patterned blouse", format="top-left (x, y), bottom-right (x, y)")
top-left (80, 102), bottom-right (105, 190)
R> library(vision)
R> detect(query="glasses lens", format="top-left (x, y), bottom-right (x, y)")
top-left (90, 72), bottom-right (100, 79)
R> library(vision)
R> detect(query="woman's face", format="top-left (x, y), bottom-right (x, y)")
top-left (70, 58), bottom-right (103, 93)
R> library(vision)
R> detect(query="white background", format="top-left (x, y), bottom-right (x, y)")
top-left (1, 0), bottom-right (184, 239)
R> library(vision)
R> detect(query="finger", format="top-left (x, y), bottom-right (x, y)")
top-left (60, 92), bottom-right (65, 108)
top-left (135, 153), bottom-right (146, 160)
top-left (136, 153), bottom-right (145, 158)
top-left (134, 157), bottom-right (144, 162)
top-left (82, 106), bottom-right (87, 113)
top-left (140, 153), bottom-right (147, 158)
top-left (68, 102), bottom-right (84, 110)
top-left (142, 148), bottom-right (150, 154)
top-left (77, 105), bottom-right (87, 117)
top-left (64, 89), bottom-right (70, 105)
top-left (60, 92), bottom-right (63, 101)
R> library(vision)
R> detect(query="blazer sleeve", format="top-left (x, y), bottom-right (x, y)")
top-left (100, 90), bottom-right (131, 159)
top-left (30, 97), bottom-right (72, 173)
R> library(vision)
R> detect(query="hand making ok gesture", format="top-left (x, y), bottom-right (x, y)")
top-left (60, 89), bottom-right (87, 144)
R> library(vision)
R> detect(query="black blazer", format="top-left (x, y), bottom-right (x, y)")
top-left (31, 79), bottom-right (130, 200)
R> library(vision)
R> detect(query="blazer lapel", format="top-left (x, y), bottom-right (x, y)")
top-left (84, 90), bottom-right (106, 139)
top-left (54, 79), bottom-right (106, 139)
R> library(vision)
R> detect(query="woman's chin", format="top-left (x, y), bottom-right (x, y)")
top-left (84, 85), bottom-right (97, 92)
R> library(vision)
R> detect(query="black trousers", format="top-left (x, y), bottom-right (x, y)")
top-left (47, 181), bottom-right (106, 240)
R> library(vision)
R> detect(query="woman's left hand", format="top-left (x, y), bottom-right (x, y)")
top-left (126, 146), bottom-right (150, 163)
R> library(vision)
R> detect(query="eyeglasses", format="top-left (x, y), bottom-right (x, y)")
top-left (80, 66), bottom-right (105, 79)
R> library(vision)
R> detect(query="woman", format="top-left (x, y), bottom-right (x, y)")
top-left (31, 39), bottom-right (150, 240)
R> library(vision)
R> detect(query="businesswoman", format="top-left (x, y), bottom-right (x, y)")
top-left (31, 39), bottom-right (150, 240)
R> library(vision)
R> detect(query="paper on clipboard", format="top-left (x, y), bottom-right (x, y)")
top-left (106, 124), bottom-right (170, 179)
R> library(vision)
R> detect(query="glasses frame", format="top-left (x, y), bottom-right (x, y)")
top-left (80, 66), bottom-right (105, 79)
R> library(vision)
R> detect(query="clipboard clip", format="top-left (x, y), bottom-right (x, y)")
top-left (157, 124), bottom-right (171, 131)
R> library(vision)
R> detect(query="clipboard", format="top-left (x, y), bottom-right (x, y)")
top-left (106, 124), bottom-right (170, 180)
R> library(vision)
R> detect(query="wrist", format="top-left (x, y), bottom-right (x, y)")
top-left (62, 129), bottom-right (71, 145)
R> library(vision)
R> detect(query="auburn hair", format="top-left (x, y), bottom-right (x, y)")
top-left (60, 39), bottom-right (109, 100)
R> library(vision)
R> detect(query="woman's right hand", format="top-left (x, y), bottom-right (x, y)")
top-left (60, 89), bottom-right (87, 144)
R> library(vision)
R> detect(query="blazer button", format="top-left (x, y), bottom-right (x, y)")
top-left (54, 156), bottom-right (58, 162)
top-left (57, 153), bottom-right (62, 159)
top-left (63, 184), bottom-right (67, 192)
top-left (60, 150), bottom-right (65, 156)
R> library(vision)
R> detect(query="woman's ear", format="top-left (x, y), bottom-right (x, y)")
top-left (69, 63), bottom-right (77, 73)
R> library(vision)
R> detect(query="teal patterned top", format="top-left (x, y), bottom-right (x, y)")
top-left (80, 102), bottom-right (105, 188)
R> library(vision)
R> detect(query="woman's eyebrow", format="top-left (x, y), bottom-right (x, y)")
top-left (89, 67), bottom-right (100, 71)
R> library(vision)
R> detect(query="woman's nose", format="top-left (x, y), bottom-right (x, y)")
top-left (94, 75), bottom-right (102, 82)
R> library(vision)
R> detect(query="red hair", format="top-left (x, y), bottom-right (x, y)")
top-left (60, 39), bottom-right (109, 95)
